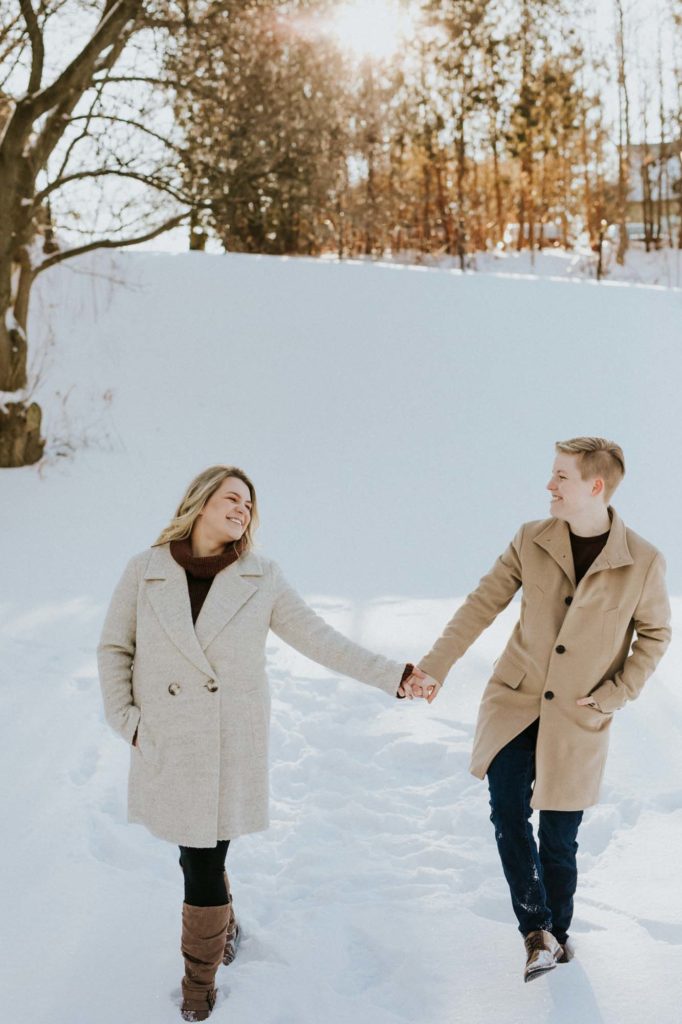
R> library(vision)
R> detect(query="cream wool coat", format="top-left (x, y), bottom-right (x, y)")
top-left (418, 508), bottom-right (671, 811)
top-left (98, 544), bottom-right (405, 847)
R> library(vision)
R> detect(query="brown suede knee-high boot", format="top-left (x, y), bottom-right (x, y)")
top-left (180, 903), bottom-right (230, 1022)
top-left (222, 871), bottom-right (240, 966)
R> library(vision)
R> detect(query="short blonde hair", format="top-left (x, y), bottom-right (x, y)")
top-left (555, 437), bottom-right (625, 502)
top-left (154, 465), bottom-right (259, 553)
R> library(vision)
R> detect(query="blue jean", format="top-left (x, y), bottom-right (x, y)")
top-left (486, 718), bottom-right (583, 944)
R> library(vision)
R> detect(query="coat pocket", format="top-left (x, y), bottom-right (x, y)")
top-left (491, 650), bottom-right (527, 689)
top-left (135, 716), bottom-right (160, 766)
top-left (600, 607), bottom-right (619, 652)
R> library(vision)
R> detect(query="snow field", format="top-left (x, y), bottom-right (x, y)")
top-left (1, 251), bottom-right (681, 1022)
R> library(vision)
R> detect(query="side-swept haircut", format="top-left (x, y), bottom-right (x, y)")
top-left (154, 465), bottom-right (259, 554)
top-left (555, 437), bottom-right (625, 502)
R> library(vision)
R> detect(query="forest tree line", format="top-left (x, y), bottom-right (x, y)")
top-left (166, 0), bottom-right (682, 264)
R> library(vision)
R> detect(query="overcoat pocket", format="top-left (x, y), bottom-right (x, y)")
top-left (135, 716), bottom-right (160, 766)
top-left (491, 650), bottom-right (527, 689)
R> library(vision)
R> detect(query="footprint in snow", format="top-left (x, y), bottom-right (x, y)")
top-left (69, 745), bottom-right (100, 785)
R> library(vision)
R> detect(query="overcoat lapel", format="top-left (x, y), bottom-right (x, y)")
top-left (532, 517), bottom-right (576, 586)
top-left (579, 507), bottom-right (633, 581)
top-left (194, 552), bottom-right (263, 651)
top-left (532, 506), bottom-right (633, 587)
top-left (144, 545), bottom-right (215, 676)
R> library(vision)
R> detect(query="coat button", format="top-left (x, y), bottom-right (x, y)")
top-left (555, 644), bottom-right (566, 654)
top-left (205, 680), bottom-right (219, 693)
top-left (544, 691), bottom-right (555, 700)
top-left (565, 596), bottom-right (573, 606)
top-left (168, 682), bottom-right (181, 696)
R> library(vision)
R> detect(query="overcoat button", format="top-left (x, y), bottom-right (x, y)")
top-left (544, 691), bottom-right (555, 700)
top-left (205, 681), bottom-right (219, 693)
top-left (556, 644), bottom-right (566, 654)
top-left (168, 682), bottom-right (181, 696)
top-left (565, 596), bottom-right (573, 606)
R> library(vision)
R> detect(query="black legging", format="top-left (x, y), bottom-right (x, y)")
top-left (178, 841), bottom-right (230, 906)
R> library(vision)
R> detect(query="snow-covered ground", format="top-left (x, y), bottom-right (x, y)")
top-left (1, 252), bottom-right (681, 1023)
top-left (343, 243), bottom-right (682, 290)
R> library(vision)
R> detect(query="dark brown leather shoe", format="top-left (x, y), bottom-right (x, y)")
top-left (523, 929), bottom-right (562, 982)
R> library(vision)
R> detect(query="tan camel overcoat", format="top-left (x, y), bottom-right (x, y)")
top-left (97, 545), bottom-right (405, 847)
top-left (418, 508), bottom-right (671, 811)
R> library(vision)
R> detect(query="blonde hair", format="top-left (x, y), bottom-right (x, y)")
top-left (555, 437), bottom-right (625, 502)
top-left (154, 465), bottom-right (259, 553)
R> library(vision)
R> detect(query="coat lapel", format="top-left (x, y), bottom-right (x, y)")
top-left (579, 506), bottom-right (633, 582)
top-left (144, 547), bottom-right (266, 668)
top-left (532, 517), bottom-right (576, 586)
top-left (144, 546), bottom-right (215, 676)
top-left (194, 551), bottom-right (263, 651)
top-left (532, 506), bottom-right (633, 588)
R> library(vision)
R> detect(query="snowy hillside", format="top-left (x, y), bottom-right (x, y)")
top-left (1, 252), bottom-right (681, 1024)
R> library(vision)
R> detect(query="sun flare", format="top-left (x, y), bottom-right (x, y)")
top-left (327, 0), bottom-right (414, 61)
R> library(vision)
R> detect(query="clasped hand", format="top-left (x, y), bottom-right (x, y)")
top-left (398, 666), bottom-right (442, 704)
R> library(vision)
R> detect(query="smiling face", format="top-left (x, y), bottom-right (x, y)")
top-left (194, 475), bottom-right (253, 548)
top-left (546, 452), bottom-right (606, 521)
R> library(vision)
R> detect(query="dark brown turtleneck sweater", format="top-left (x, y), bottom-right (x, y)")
top-left (569, 526), bottom-right (611, 585)
top-left (170, 536), bottom-right (240, 623)
top-left (169, 536), bottom-right (412, 696)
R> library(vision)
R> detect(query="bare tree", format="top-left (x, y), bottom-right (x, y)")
top-left (614, 0), bottom-right (632, 264)
top-left (672, 0), bottom-right (682, 248)
top-left (0, 0), bottom-right (195, 467)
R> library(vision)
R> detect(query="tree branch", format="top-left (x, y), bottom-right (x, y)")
top-left (34, 167), bottom-right (201, 207)
top-left (0, 9), bottom-right (24, 50)
top-left (91, 74), bottom-right (176, 87)
top-left (33, 213), bottom-right (190, 275)
top-left (19, 0), bottom-right (45, 94)
top-left (26, 0), bottom-right (139, 117)
top-left (66, 112), bottom-right (186, 155)
top-left (27, 21), bottom-right (140, 171)
top-left (1, 0), bottom-right (139, 170)
top-left (0, 35), bottom-right (31, 91)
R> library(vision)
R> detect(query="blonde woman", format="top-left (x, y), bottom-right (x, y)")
top-left (97, 465), bottom-right (429, 1021)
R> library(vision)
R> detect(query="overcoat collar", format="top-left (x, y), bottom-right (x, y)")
top-left (532, 506), bottom-right (633, 587)
top-left (143, 544), bottom-right (264, 676)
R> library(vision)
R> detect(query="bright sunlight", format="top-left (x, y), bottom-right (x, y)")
top-left (327, 0), bottom-right (416, 61)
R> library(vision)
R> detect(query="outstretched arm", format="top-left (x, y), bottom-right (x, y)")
top-left (417, 526), bottom-right (525, 686)
top-left (269, 562), bottom-right (412, 698)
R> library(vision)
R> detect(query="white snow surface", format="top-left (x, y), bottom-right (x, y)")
top-left (1, 251), bottom-right (682, 1023)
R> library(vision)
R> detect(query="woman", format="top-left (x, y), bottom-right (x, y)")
top-left (97, 465), bottom-right (425, 1021)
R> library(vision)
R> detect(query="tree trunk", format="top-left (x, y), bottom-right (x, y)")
top-left (433, 154), bottom-right (453, 253)
top-left (421, 162), bottom-right (431, 253)
top-left (491, 130), bottom-right (504, 246)
top-left (615, 0), bottom-right (631, 265)
top-left (0, 401), bottom-right (45, 467)
top-left (455, 104), bottom-right (467, 271)
top-left (580, 103), bottom-right (595, 246)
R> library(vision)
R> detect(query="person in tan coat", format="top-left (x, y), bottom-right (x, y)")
top-left (97, 465), bottom-right (426, 1021)
top-left (407, 437), bottom-right (671, 982)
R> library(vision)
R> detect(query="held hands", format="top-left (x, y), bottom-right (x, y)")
top-left (398, 666), bottom-right (442, 704)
